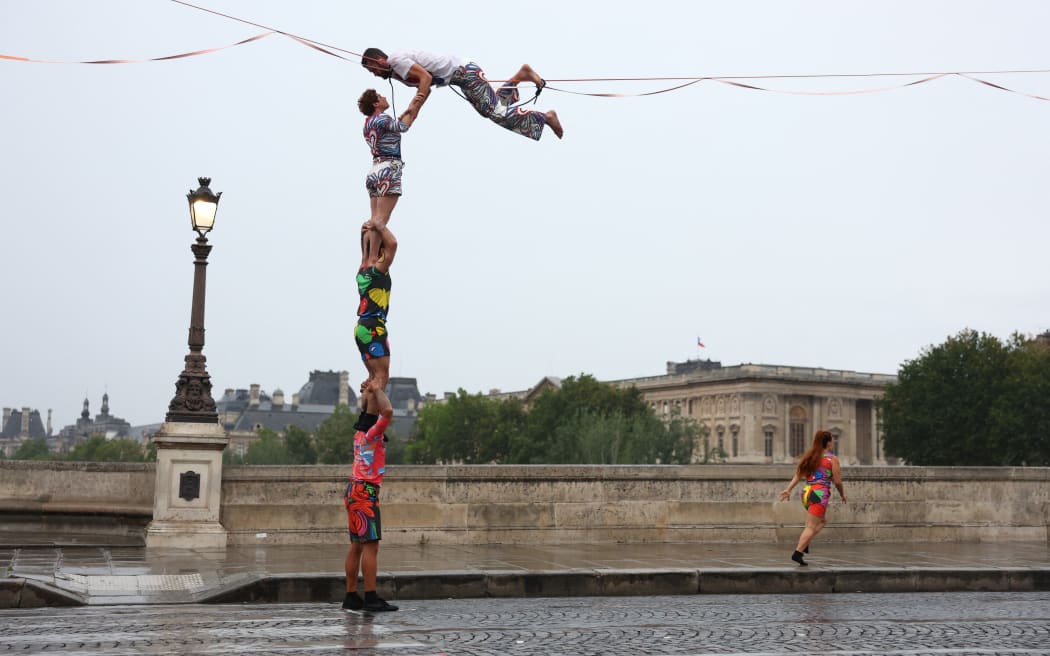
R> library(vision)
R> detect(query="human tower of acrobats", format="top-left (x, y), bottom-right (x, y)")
top-left (341, 48), bottom-right (563, 614)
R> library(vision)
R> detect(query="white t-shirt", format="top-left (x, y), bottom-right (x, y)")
top-left (387, 50), bottom-right (466, 87)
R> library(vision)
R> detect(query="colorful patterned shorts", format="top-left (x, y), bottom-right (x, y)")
top-left (355, 319), bottom-right (389, 361)
top-left (365, 159), bottom-right (403, 197)
top-left (802, 484), bottom-right (831, 518)
top-left (345, 480), bottom-right (382, 542)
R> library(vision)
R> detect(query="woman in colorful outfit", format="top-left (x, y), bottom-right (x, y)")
top-left (779, 430), bottom-right (847, 566)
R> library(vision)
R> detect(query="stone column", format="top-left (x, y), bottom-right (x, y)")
top-left (145, 421), bottom-right (228, 549)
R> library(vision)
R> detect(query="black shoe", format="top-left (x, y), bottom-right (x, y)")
top-left (803, 546), bottom-right (809, 554)
top-left (791, 550), bottom-right (808, 567)
top-left (363, 597), bottom-right (399, 612)
top-left (342, 592), bottom-right (363, 611)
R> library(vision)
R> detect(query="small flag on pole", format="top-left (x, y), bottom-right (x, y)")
top-left (697, 336), bottom-right (705, 348)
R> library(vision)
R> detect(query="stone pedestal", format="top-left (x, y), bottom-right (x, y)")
top-left (145, 421), bottom-right (228, 550)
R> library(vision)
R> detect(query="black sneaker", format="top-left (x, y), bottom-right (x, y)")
top-left (342, 592), bottom-right (363, 611)
top-left (791, 550), bottom-right (808, 567)
top-left (363, 597), bottom-right (399, 612)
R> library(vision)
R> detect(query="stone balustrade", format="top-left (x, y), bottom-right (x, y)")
top-left (1, 461), bottom-right (1048, 546)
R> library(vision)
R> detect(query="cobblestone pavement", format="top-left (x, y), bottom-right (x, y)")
top-left (1, 592), bottom-right (1049, 655)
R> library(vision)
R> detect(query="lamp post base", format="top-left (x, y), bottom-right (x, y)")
top-left (145, 520), bottom-right (228, 550)
top-left (146, 421), bottom-right (228, 550)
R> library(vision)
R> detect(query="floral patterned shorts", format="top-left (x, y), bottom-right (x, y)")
top-left (345, 480), bottom-right (381, 542)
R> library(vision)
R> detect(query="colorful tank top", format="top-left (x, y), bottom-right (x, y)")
top-left (356, 265), bottom-right (391, 322)
top-left (806, 453), bottom-right (834, 488)
top-left (363, 112), bottom-right (408, 161)
top-left (351, 414), bottom-right (389, 484)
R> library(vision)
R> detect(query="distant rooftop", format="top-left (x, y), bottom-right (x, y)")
top-left (606, 359), bottom-right (896, 389)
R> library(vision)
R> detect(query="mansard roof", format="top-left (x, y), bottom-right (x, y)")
top-left (1, 409), bottom-right (47, 438)
top-left (297, 370), bottom-right (356, 406)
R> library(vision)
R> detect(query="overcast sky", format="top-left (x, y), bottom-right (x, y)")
top-left (3, 1), bottom-right (1049, 429)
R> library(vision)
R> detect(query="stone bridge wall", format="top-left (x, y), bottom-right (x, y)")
top-left (219, 465), bottom-right (1050, 546)
top-left (1, 461), bottom-right (1047, 546)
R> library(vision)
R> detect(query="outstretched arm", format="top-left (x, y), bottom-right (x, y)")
top-left (831, 457), bottom-right (847, 502)
top-left (399, 90), bottom-right (427, 126)
top-left (780, 472), bottom-right (800, 501)
top-left (366, 381), bottom-right (393, 419)
top-left (398, 63), bottom-right (432, 123)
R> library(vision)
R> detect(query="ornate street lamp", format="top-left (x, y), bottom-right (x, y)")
top-left (166, 177), bottom-right (222, 423)
top-left (187, 176), bottom-right (221, 235)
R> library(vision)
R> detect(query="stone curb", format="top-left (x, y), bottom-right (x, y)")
top-left (199, 567), bottom-right (1050, 605)
top-left (5, 568), bottom-right (1050, 607)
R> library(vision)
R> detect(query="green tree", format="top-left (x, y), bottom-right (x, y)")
top-left (989, 334), bottom-right (1050, 465)
top-left (408, 390), bottom-right (526, 464)
top-left (407, 375), bottom-right (700, 465)
top-left (316, 405), bottom-right (359, 464)
top-left (880, 329), bottom-right (1050, 465)
top-left (511, 375), bottom-right (656, 464)
top-left (243, 428), bottom-right (291, 465)
top-left (13, 437), bottom-right (51, 460)
top-left (284, 425), bottom-right (318, 464)
top-left (66, 435), bottom-right (147, 462)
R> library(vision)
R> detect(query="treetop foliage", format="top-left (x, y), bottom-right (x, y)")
top-left (880, 329), bottom-right (1050, 466)
top-left (407, 374), bottom-right (701, 465)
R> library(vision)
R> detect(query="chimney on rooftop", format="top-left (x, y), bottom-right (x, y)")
top-left (249, 384), bottom-right (260, 408)
top-left (339, 371), bottom-right (349, 407)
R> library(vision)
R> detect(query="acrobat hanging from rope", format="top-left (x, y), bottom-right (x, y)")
top-left (361, 48), bottom-right (564, 141)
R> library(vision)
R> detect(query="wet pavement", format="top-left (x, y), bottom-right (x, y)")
top-left (1, 591), bottom-right (1049, 654)
top-left (3, 541), bottom-right (1050, 607)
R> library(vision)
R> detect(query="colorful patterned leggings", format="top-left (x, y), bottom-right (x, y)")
top-left (450, 63), bottom-right (546, 141)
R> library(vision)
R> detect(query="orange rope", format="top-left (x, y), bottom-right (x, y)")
top-left (0, 32), bottom-right (274, 64)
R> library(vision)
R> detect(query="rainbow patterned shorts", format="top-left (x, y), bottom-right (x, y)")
top-left (802, 484), bottom-right (831, 518)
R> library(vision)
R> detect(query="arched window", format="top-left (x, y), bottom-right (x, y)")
top-left (764, 429), bottom-right (774, 457)
top-left (731, 427), bottom-right (739, 458)
top-left (789, 406), bottom-right (807, 457)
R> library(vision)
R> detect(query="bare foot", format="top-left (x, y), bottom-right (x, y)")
top-left (545, 110), bottom-right (564, 139)
top-left (513, 63), bottom-right (544, 87)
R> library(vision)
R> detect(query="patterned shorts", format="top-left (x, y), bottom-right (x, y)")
top-left (355, 319), bottom-right (389, 361)
top-left (365, 159), bottom-right (403, 197)
top-left (802, 484), bottom-right (831, 518)
top-left (345, 480), bottom-right (382, 542)
top-left (449, 63), bottom-right (546, 141)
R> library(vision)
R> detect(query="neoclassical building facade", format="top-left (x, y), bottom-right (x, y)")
top-left (607, 359), bottom-right (896, 465)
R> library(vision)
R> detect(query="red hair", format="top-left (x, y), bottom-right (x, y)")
top-left (796, 430), bottom-right (834, 478)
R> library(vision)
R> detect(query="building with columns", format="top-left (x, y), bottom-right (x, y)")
top-left (606, 359), bottom-right (895, 465)
top-left (491, 360), bottom-right (895, 466)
